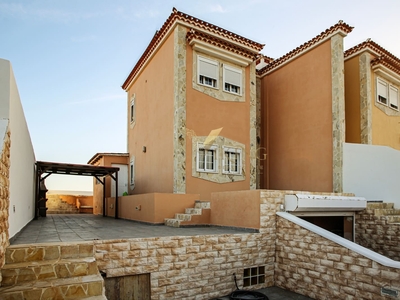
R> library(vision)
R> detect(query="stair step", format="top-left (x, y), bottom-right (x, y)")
top-left (164, 218), bottom-right (181, 227)
top-left (175, 213), bottom-right (192, 221)
top-left (1, 257), bottom-right (98, 287)
top-left (5, 242), bottom-right (94, 264)
top-left (194, 200), bottom-right (211, 209)
top-left (0, 274), bottom-right (104, 299)
top-left (185, 208), bottom-right (202, 215)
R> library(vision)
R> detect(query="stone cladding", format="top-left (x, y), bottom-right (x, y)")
top-left (356, 202), bottom-right (400, 261)
top-left (0, 128), bottom-right (10, 284)
top-left (276, 215), bottom-right (400, 300)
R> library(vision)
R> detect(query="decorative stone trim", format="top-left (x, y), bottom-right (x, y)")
top-left (173, 24), bottom-right (187, 194)
top-left (255, 77), bottom-right (262, 189)
top-left (192, 51), bottom-right (246, 102)
top-left (359, 53), bottom-right (372, 144)
top-left (191, 136), bottom-right (245, 184)
top-left (331, 34), bottom-right (345, 193)
top-left (249, 61), bottom-right (257, 190)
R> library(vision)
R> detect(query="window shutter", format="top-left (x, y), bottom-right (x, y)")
top-left (199, 57), bottom-right (218, 80)
top-left (377, 78), bottom-right (388, 104)
top-left (389, 85), bottom-right (399, 109)
top-left (224, 66), bottom-right (242, 86)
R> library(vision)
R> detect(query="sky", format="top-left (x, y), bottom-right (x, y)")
top-left (1, 0), bottom-right (400, 192)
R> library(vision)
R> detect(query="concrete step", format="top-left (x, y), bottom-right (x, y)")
top-left (1, 257), bottom-right (98, 286)
top-left (165, 201), bottom-right (211, 227)
top-left (175, 213), bottom-right (192, 221)
top-left (164, 218), bottom-right (181, 227)
top-left (0, 274), bottom-right (104, 299)
top-left (185, 208), bottom-right (202, 215)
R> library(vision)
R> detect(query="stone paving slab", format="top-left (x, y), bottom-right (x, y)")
top-left (10, 214), bottom-right (253, 245)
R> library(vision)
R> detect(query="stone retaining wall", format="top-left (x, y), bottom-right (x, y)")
top-left (0, 129), bottom-right (10, 283)
top-left (355, 205), bottom-right (400, 261)
top-left (276, 216), bottom-right (400, 299)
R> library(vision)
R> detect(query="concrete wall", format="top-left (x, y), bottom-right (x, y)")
top-left (276, 212), bottom-right (400, 300)
top-left (0, 125), bottom-right (10, 279)
top-left (260, 40), bottom-right (334, 192)
top-left (343, 142), bottom-right (400, 208)
top-left (0, 59), bottom-right (35, 239)
top-left (106, 193), bottom-right (200, 224)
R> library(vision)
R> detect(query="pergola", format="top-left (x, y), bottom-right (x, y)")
top-left (35, 161), bottom-right (120, 219)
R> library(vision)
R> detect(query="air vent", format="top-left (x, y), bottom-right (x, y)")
top-left (381, 287), bottom-right (398, 297)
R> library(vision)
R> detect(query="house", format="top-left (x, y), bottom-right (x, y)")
top-left (121, 8), bottom-right (264, 200)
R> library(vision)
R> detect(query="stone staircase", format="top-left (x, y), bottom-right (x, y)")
top-left (367, 202), bottom-right (400, 224)
top-left (47, 195), bottom-right (79, 214)
top-left (165, 200), bottom-right (211, 227)
top-left (0, 242), bottom-right (106, 299)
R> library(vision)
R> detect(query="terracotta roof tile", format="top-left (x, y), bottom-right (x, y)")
top-left (345, 39), bottom-right (400, 76)
top-left (122, 8), bottom-right (264, 90)
top-left (257, 20), bottom-right (353, 76)
top-left (186, 29), bottom-right (259, 60)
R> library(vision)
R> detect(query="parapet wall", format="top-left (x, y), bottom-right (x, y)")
top-left (0, 128), bottom-right (10, 282)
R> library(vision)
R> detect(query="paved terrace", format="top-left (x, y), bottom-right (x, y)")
top-left (9, 214), bottom-right (312, 300)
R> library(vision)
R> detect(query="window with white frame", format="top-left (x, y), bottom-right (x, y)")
top-left (223, 64), bottom-right (242, 95)
top-left (196, 144), bottom-right (218, 173)
top-left (377, 77), bottom-right (399, 110)
top-left (130, 95), bottom-right (136, 123)
top-left (223, 147), bottom-right (242, 174)
top-left (198, 56), bottom-right (218, 88)
top-left (130, 157), bottom-right (135, 186)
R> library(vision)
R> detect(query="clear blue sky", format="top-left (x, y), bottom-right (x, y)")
top-left (1, 0), bottom-right (400, 191)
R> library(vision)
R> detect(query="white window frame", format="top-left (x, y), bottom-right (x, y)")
top-left (130, 94), bottom-right (136, 123)
top-left (130, 157), bottom-right (135, 187)
top-left (376, 77), bottom-right (399, 111)
top-left (223, 64), bottom-right (242, 96)
top-left (196, 143), bottom-right (218, 173)
top-left (222, 147), bottom-right (242, 175)
top-left (198, 56), bottom-right (219, 89)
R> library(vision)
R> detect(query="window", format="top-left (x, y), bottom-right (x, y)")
top-left (223, 147), bottom-right (242, 174)
top-left (198, 56), bottom-right (218, 88)
top-left (130, 95), bottom-right (135, 123)
top-left (130, 157), bottom-right (135, 186)
top-left (377, 78), bottom-right (399, 110)
top-left (243, 266), bottom-right (265, 287)
top-left (223, 64), bottom-right (242, 95)
top-left (196, 144), bottom-right (218, 173)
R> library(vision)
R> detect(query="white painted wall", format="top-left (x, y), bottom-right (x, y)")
top-left (343, 143), bottom-right (400, 208)
top-left (0, 59), bottom-right (36, 238)
top-left (111, 164), bottom-right (128, 197)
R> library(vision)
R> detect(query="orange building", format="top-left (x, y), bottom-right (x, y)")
top-left (121, 8), bottom-right (264, 200)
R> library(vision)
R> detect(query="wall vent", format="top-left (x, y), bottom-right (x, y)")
top-left (381, 287), bottom-right (398, 297)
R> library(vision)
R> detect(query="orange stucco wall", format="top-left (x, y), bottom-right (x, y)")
top-left (261, 40), bottom-right (333, 192)
top-left (91, 155), bottom-right (129, 215)
top-left (371, 73), bottom-right (400, 151)
top-left (344, 56), bottom-right (361, 143)
top-left (126, 31), bottom-right (175, 195)
top-left (185, 42), bottom-right (252, 200)
top-left (210, 190), bottom-right (260, 229)
top-left (106, 193), bottom-right (199, 223)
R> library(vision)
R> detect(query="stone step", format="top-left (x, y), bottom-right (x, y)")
top-left (194, 200), bottom-right (211, 209)
top-left (367, 202), bottom-right (394, 209)
top-left (175, 213), bottom-right (192, 221)
top-left (5, 242), bottom-right (94, 264)
top-left (374, 209), bottom-right (400, 216)
top-left (1, 257), bottom-right (98, 287)
top-left (164, 218), bottom-right (181, 227)
top-left (387, 215), bottom-right (400, 223)
top-left (185, 208), bottom-right (202, 215)
top-left (0, 274), bottom-right (104, 300)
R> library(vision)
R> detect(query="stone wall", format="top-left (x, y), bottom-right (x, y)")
top-left (356, 203), bottom-right (400, 261)
top-left (0, 129), bottom-right (10, 283)
top-left (276, 215), bottom-right (400, 300)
